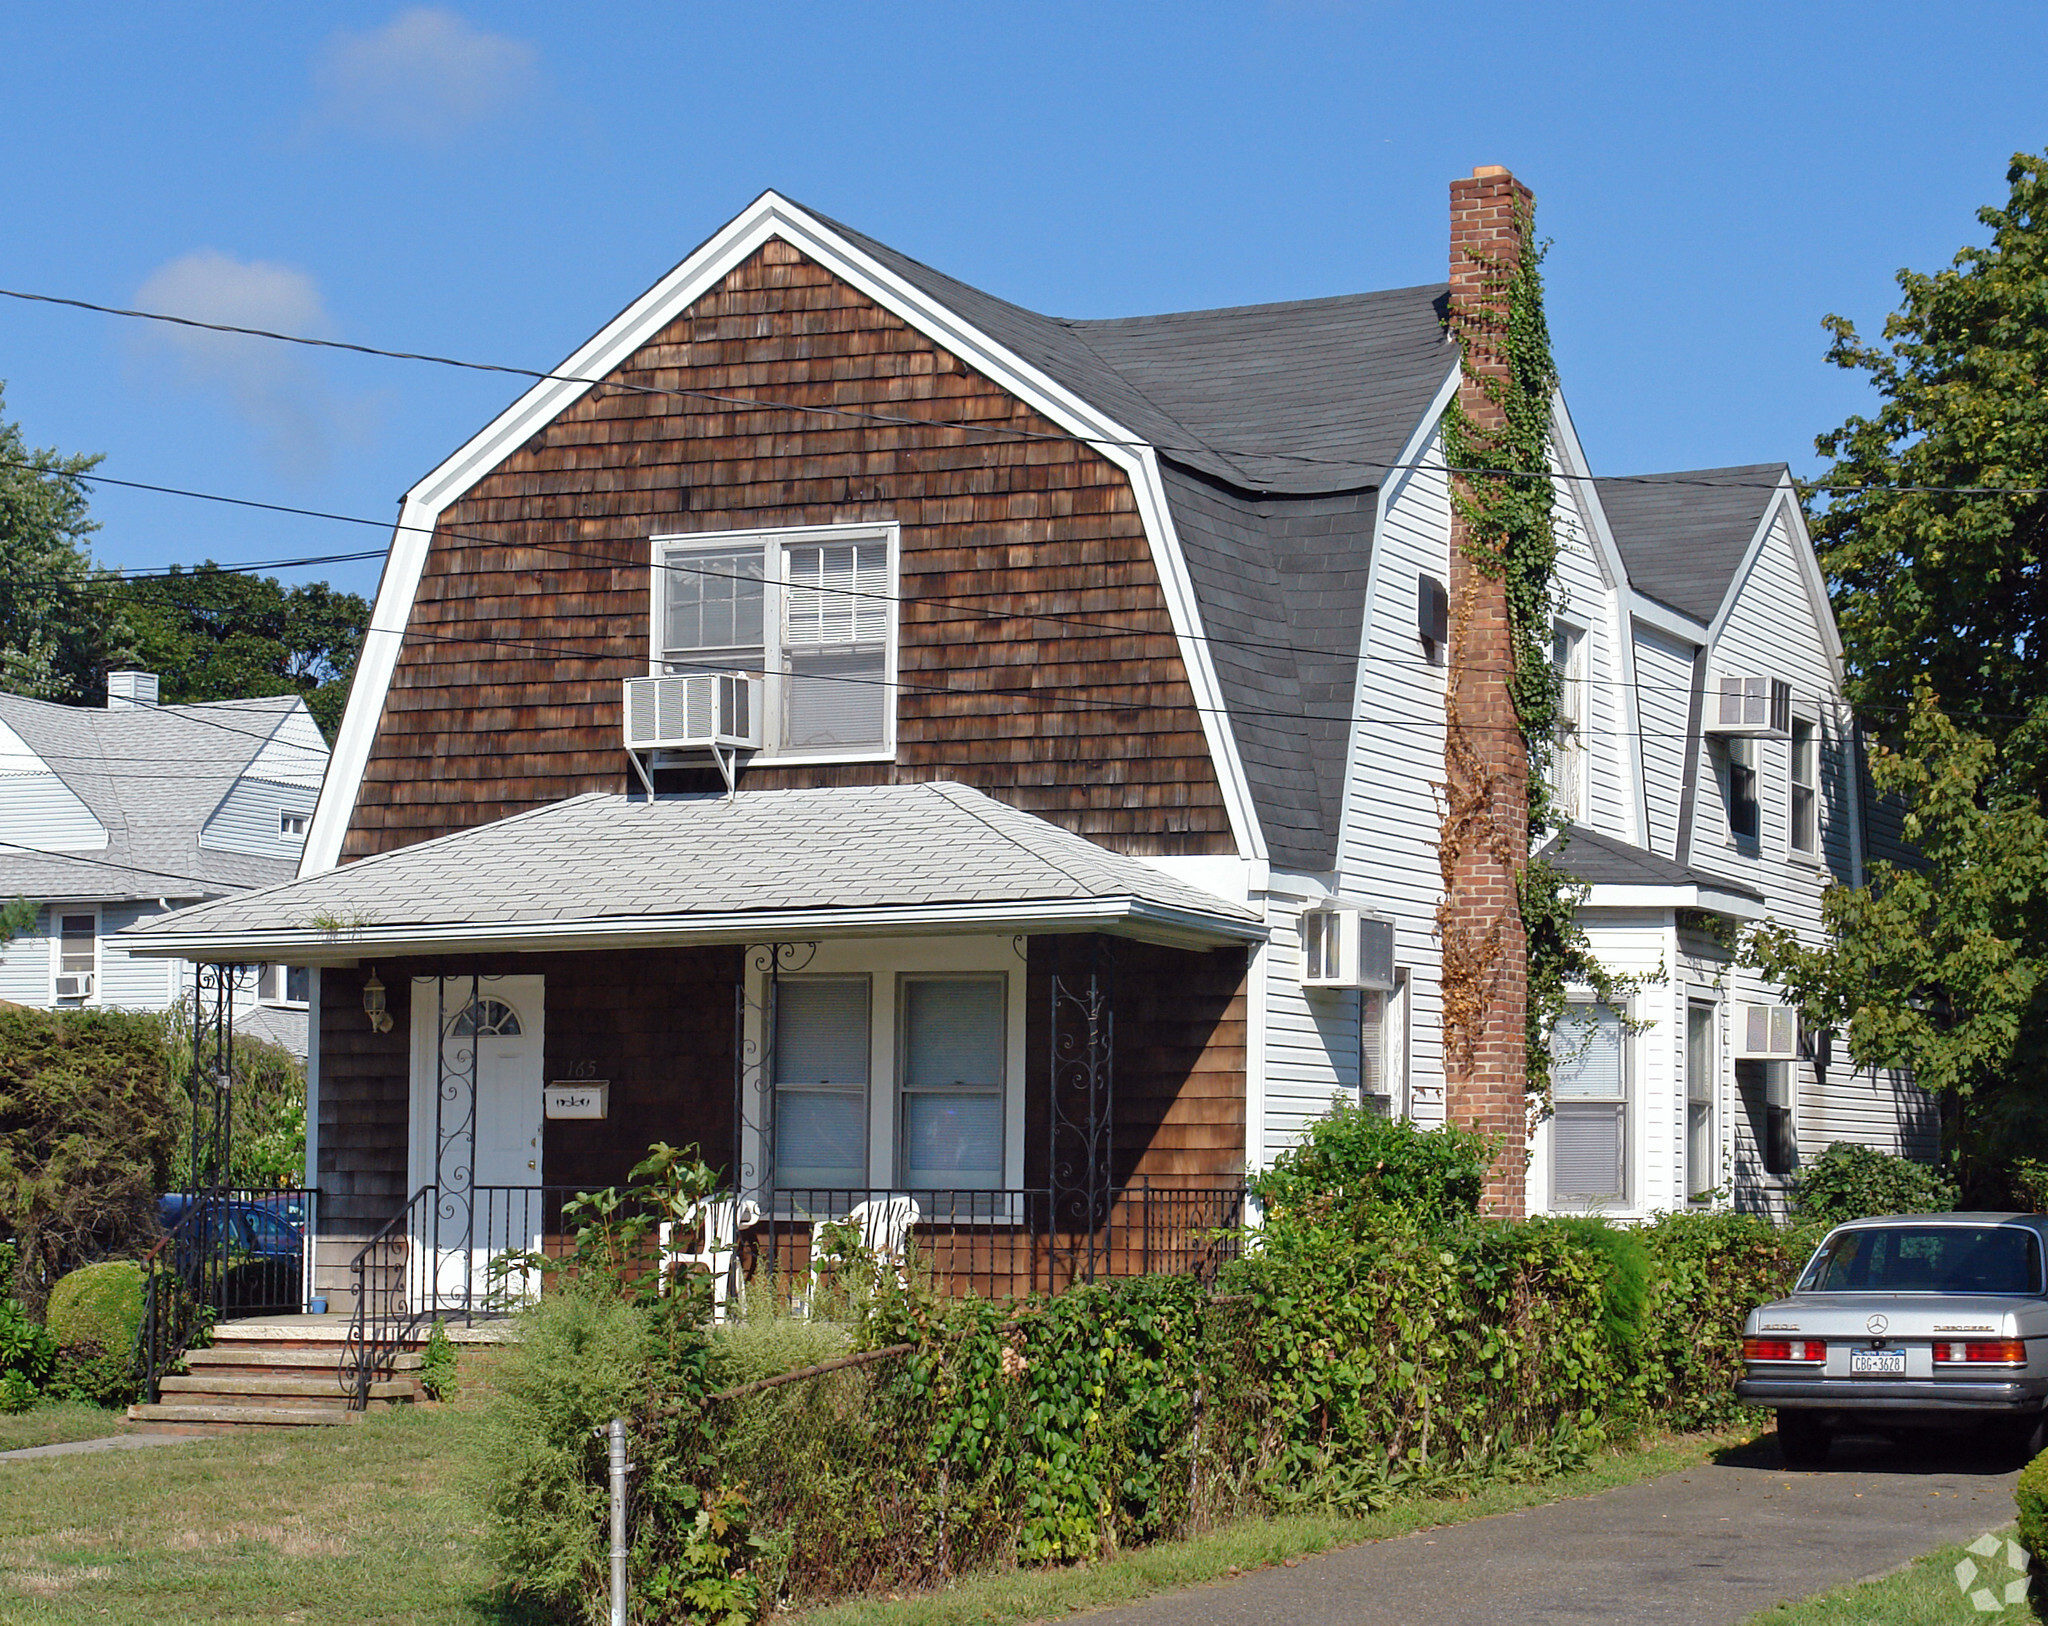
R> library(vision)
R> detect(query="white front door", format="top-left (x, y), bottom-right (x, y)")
top-left (408, 975), bottom-right (545, 1309)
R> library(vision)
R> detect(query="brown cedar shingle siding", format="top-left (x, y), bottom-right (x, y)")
top-left (343, 240), bottom-right (1233, 862)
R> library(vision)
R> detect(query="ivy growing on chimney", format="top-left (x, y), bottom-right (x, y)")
top-left (1438, 205), bottom-right (1637, 1100)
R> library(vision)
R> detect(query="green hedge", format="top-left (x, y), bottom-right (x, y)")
top-left (2019, 1448), bottom-right (2048, 1568)
top-left (46, 1259), bottom-right (145, 1352)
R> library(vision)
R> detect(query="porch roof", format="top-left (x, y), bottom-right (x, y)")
top-left (118, 782), bottom-right (1266, 961)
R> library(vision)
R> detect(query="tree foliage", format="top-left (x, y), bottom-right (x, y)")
top-left (109, 563), bottom-right (368, 742)
top-left (1815, 151), bottom-right (2048, 795)
top-left (0, 385), bottom-right (134, 701)
top-left (1747, 154), bottom-right (2048, 1179)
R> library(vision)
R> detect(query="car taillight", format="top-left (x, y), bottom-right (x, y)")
top-left (1935, 1340), bottom-right (2027, 1365)
top-left (1743, 1337), bottom-right (1827, 1363)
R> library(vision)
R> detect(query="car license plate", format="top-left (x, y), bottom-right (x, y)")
top-left (1851, 1349), bottom-right (1906, 1375)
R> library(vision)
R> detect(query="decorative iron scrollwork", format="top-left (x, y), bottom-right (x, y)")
top-left (1049, 942), bottom-right (1114, 1283)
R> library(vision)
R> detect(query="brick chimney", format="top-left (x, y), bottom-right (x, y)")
top-left (1443, 165), bottom-right (1533, 1218)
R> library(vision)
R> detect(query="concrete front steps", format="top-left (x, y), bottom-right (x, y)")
top-left (128, 1318), bottom-right (426, 1431)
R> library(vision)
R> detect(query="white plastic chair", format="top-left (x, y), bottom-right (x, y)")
top-left (659, 1196), bottom-right (760, 1322)
top-left (807, 1195), bottom-right (922, 1309)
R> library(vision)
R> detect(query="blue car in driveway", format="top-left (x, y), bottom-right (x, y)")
top-left (155, 1193), bottom-right (305, 1314)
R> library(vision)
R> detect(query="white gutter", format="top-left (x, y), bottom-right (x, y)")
top-left (1580, 882), bottom-right (1764, 921)
top-left (120, 894), bottom-right (1268, 963)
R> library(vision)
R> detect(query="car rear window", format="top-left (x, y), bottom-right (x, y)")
top-left (1799, 1225), bottom-right (2043, 1295)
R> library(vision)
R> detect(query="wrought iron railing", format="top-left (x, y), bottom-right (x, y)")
top-left (138, 1186), bottom-right (318, 1403)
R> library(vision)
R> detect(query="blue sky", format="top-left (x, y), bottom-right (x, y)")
top-left (2, 2), bottom-right (2043, 600)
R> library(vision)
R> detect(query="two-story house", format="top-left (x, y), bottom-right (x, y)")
top-left (0, 672), bottom-right (330, 1055)
top-left (124, 168), bottom-right (1931, 1314)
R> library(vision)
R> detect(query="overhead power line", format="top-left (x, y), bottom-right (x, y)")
top-left (8, 283), bottom-right (2048, 496)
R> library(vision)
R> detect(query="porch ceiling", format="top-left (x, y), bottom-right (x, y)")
top-left (117, 781), bottom-right (1266, 962)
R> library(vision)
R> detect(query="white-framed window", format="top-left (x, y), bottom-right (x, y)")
top-left (51, 908), bottom-right (98, 1004)
top-left (773, 977), bottom-right (872, 1189)
top-left (1686, 1000), bottom-right (1717, 1202)
top-left (750, 938), bottom-right (1024, 1201)
top-left (1788, 717), bottom-right (1819, 859)
top-left (1551, 1001), bottom-right (1627, 1205)
top-left (257, 964), bottom-right (311, 1008)
top-left (1738, 1059), bottom-right (1797, 1176)
top-left (898, 977), bottom-right (1006, 1190)
top-left (1718, 736), bottom-right (1760, 845)
top-left (279, 810), bottom-right (309, 842)
top-left (1360, 983), bottom-right (1401, 1117)
top-left (1549, 622), bottom-right (1587, 823)
top-left (652, 523), bottom-right (897, 761)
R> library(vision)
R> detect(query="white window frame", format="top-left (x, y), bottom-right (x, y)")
top-left (1549, 995), bottom-right (1630, 1209)
top-left (896, 973), bottom-right (1008, 1192)
top-left (1787, 714), bottom-right (1820, 863)
top-left (50, 905), bottom-right (99, 1005)
top-left (1717, 735), bottom-right (1761, 848)
top-left (1685, 998), bottom-right (1718, 1204)
top-left (742, 937), bottom-right (1027, 1210)
top-left (771, 974), bottom-right (874, 1192)
top-left (648, 521), bottom-right (900, 766)
top-left (258, 964), bottom-right (311, 1009)
top-left (279, 809), bottom-right (309, 842)
top-left (1549, 620), bottom-right (1588, 824)
top-left (1360, 978), bottom-right (1406, 1118)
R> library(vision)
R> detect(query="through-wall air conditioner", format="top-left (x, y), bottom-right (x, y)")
top-left (1704, 675), bottom-right (1792, 740)
top-left (622, 673), bottom-right (761, 793)
top-left (1735, 1002), bottom-right (1799, 1061)
top-left (53, 973), bottom-right (92, 1001)
top-left (1300, 907), bottom-right (1396, 992)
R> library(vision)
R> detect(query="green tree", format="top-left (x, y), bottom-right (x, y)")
top-left (1814, 150), bottom-right (2048, 793)
top-left (110, 564), bottom-right (368, 741)
top-left (0, 386), bottom-right (133, 700)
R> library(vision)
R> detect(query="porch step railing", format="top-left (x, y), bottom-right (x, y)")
top-left (139, 1186), bottom-right (318, 1403)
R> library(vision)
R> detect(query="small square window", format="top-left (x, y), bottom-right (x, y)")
top-left (279, 811), bottom-right (308, 841)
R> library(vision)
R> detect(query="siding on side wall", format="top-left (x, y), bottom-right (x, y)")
top-left (0, 773), bottom-right (105, 850)
top-left (0, 910), bottom-right (53, 1004)
top-left (98, 902), bottom-right (175, 1008)
top-left (1337, 430), bottom-right (1450, 1128)
top-left (200, 776), bottom-right (318, 860)
top-left (1632, 625), bottom-right (1696, 859)
top-left (1259, 893), bottom-right (1360, 1165)
top-left (343, 241), bottom-right (1233, 864)
top-left (1551, 479), bottom-right (1629, 841)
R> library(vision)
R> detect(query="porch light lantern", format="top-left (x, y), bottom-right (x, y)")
top-left (362, 967), bottom-right (392, 1034)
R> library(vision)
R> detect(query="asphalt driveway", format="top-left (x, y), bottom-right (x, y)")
top-left (1082, 1433), bottom-right (2023, 1626)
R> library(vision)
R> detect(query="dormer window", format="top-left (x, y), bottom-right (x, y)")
top-left (279, 811), bottom-right (308, 841)
top-left (653, 524), bottom-right (896, 761)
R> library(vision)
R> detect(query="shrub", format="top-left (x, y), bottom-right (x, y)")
top-left (0, 1244), bottom-right (54, 1393)
top-left (1790, 1142), bottom-right (1959, 1227)
top-left (46, 1260), bottom-right (145, 1353)
top-left (419, 1319), bottom-right (458, 1402)
top-left (1251, 1099), bottom-right (1495, 1231)
top-left (1537, 1215), bottom-right (1653, 1369)
top-left (0, 1370), bottom-right (33, 1414)
top-left (0, 1005), bottom-right (173, 1316)
top-left (2018, 1447), bottom-right (2048, 1569)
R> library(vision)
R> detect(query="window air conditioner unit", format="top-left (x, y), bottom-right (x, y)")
top-left (1300, 907), bottom-right (1396, 991)
top-left (1735, 1002), bottom-right (1799, 1061)
top-left (1704, 675), bottom-right (1792, 740)
top-left (623, 673), bottom-right (761, 752)
top-left (53, 973), bottom-right (91, 1001)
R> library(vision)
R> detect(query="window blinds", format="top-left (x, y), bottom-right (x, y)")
top-left (901, 979), bottom-right (1003, 1187)
top-left (775, 979), bottom-right (869, 1188)
top-left (1552, 1004), bottom-right (1624, 1100)
top-left (664, 549), bottom-right (765, 657)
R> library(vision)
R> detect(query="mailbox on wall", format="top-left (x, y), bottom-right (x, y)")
top-left (545, 1082), bottom-right (610, 1120)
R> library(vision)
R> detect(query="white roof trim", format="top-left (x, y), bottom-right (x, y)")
top-left (123, 893), bottom-right (1267, 962)
top-left (1580, 881), bottom-right (1764, 920)
top-left (1628, 594), bottom-right (1710, 645)
top-left (1704, 474), bottom-right (1840, 681)
top-left (304, 191), bottom-right (1264, 875)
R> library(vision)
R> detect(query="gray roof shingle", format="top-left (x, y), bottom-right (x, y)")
top-left (121, 782), bottom-right (1263, 955)
top-left (1544, 825), bottom-right (1764, 902)
top-left (0, 692), bottom-right (315, 901)
top-left (1594, 466), bottom-right (1787, 623)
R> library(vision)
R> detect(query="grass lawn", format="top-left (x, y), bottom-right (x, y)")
top-left (0, 1398), bottom-right (1749, 1626)
top-left (0, 1403), bottom-right (129, 1454)
top-left (1743, 1531), bottom-right (2041, 1625)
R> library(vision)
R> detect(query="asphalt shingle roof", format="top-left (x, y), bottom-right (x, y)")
top-left (1594, 466), bottom-right (1786, 623)
top-left (1544, 825), bottom-right (1764, 902)
top-left (810, 208), bottom-right (1456, 869)
top-left (0, 692), bottom-right (317, 902)
top-left (121, 782), bottom-right (1263, 954)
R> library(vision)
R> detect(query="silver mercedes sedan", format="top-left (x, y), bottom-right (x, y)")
top-left (1737, 1212), bottom-right (2048, 1466)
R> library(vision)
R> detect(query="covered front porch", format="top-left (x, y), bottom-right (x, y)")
top-left (124, 782), bottom-right (1264, 1348)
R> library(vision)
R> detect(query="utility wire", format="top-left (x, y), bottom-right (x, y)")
top-left (8, 283), bottom-right (2048, 496)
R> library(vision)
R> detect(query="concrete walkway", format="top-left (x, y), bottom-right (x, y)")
top-left (0, 1431), bottom-right (200, 1462)
top-left (1084, 1434), bottom-right (2023, 1626)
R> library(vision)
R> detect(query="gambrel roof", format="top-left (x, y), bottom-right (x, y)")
top-left (0, 691), bottom-right (324, 903)
top-left (310, 192), bottom-right (1460, 880)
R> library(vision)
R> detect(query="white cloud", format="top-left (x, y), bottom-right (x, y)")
top-left (313, 9), bottom-right (540, 142)
top-left (130, 251), bottom-right (367, 480)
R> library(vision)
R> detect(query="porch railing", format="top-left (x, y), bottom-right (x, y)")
top-left (139, 1186), bottom-right (318, 1403)
top-left (340, 1179), bottom-right (1245, 1406)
